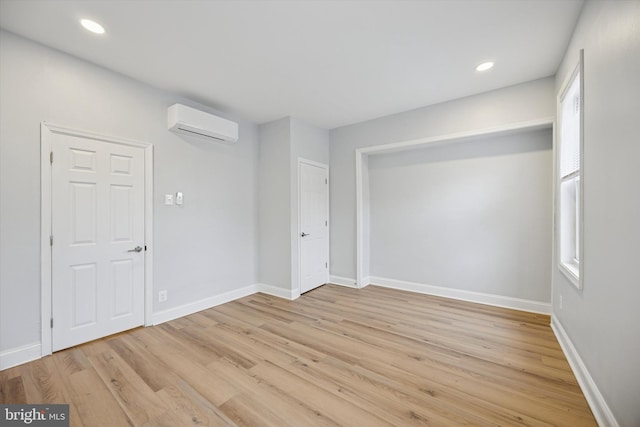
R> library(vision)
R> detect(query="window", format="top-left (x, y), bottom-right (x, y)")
top-left (558, 56), bottom-right (583, 288)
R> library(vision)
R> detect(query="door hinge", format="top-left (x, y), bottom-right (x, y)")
top-left (50, 318), bottom-right (53, 328)
top-left (50, 235), bottom-right (53, 246)
top-left (325, 178), bottom-right (327, 184)
top-left (50, 152), bottom-right (53, 164)
top-left (325, 220), bottom-right (327, 226)
top-left (325, 262), bottom-right (328, 268)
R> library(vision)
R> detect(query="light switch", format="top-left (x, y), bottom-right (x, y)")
top-left (164, 194), bottom-right (174, 205)
top-left (175, 191), bottom-right (184, 205)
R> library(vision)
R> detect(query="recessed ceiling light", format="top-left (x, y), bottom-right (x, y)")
top-left (80, 19), bottom-right (105, 34)
top-left (475, 61), bottom-right (494, 72)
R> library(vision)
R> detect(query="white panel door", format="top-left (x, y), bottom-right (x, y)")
top-left (51, 132), bottom-right (144, 351)
top-left (300, 161), bottom-right (329, 294)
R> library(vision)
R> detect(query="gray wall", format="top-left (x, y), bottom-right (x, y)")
top-left (552, 1), bottom-right (640, 425)
top-left (258, 118), bottom-right (291, 290)
top-left (0, 31), bottom-right (259, 352)
top-left (330, 77), bottom-right (556, 281)
top-left (368, 128), bottom-right (552, 302)
top-left (291, 119), bottom-right (331, 166)
top-left (258, 117), bottom-right (329, 293)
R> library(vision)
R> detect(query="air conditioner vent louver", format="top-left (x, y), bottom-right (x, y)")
top-left (176, 126), bottom-right (226, 141)
top-left (168, 103), bottom-right (238, 143)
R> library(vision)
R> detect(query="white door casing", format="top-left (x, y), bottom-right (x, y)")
top-left (299, 160), bottom-right (329, 294)
top-left (41, 123), bottom-right (152, 354)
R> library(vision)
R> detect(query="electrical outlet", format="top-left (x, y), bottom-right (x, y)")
top-left (158, 290), bottom-right (168, 302)
top-left (559, 295), bottom-right (563, 310)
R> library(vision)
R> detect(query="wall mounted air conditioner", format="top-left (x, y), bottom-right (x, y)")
top-left (167, 103), bottom-right (238, 143)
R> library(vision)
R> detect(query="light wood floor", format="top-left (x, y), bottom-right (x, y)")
top-left (1, 285), bottom-right (596, 426)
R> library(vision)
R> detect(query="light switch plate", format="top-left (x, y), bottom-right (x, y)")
top-left (164, 194), bottom-right (174, 205)
top-left (176, 191), bottom-right (183, 205)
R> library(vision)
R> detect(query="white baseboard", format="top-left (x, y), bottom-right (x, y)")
top-left (0, 342), bottom-right (42, 371)
top-left (151, 284), bottom-right (258, 325)
top-left (0, 278), bottom-right (552, 371)
top-left (256, 283), bottom-right (299, 300)
top-left (551, 316), bottom-right (618, 427)
top-left (369, 276), bottom-right (551, 314)
top-left (329, 275), bottom-right (358, 288)
top-left (1, 283), bottom-right (303, 370)
top-left (360, 276), bottom-right (371, 289)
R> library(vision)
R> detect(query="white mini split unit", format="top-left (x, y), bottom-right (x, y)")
top-left (167, 103), bottom-right (239, 143)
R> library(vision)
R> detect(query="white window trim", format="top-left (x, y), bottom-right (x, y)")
top-left (557, 51), bottom-right (584, 290)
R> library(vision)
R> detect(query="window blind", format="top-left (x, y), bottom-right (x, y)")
top-left (560, 74), bottom-right (581, 178)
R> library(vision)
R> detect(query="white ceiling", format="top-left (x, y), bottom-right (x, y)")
top-left (0, 0), bottom-right (583, 129)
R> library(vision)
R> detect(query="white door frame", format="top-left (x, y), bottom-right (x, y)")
top-left (40, 122), bottom-right (153, 356)
top-left (297, 158), bottom-right (329, 296)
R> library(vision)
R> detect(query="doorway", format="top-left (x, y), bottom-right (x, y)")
top-left (41, 123), bottom-right (153, 354)
top-left (298, 159), bottom-right (329, 294)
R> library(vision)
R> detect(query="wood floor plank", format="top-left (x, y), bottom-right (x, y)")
top-left (249, 360), bottom-right (395, 427)
top-left (38, 356), bottom-right (84, 427)
top-left (106, 335), bottom-right (173, 393)
top-left (327, 318), bottom-right (584, 403)
top-left (0, 284), bottom-right (596, 426)
top-left (1, 375), bottom-right (26, 404)
top-left (219, 393), bottom-right (295, 427)
top-left (130, 327), bottom-right (240, 407)
top-left (66, 368), bottom-right (133, 427)
top-left (208, 357), bottom-right (339, 427)
top-left (15, 359), bottom-right (49, 404)
top-left (89, 349), bottom-right (167, 425)
top-left (154, 381), bottom-right (236, 427)
top-left (283, 354), bottom-right (498, 427)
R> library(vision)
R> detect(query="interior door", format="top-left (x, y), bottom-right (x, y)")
top-left (299, 161), bottom-right (329, 294)
top-left (51, 132), bottom-right (145, 351)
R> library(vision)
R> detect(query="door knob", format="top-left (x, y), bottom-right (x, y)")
top-left (301, 232), bottom-right (309, 237)
top-left (128, 246), bottom-right (143, 253)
